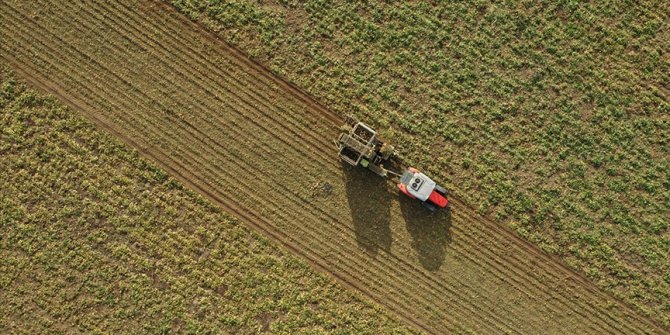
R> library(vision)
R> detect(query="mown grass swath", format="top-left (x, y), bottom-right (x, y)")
top-left (0, 69), bottom-right (415, 334)
top-left (170, 0), bottom-right (670, 325)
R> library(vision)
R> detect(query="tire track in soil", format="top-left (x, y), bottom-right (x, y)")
top-left (60, 7), bottom-right (632, 330)
top-left (0, 13), bottom-right (455, 334)
top-left (120, 8), bottom-right (657, 325)
top-left (1, 0), bottom-right (668, 335)
top-left (0, 3), bottom-right (648, 335)
top-left (69, 1), bottom-right (670, 334)
top-left (0, 22), bottom-right (495, 334)
top-left (0, 7), bottom-right (588, 334)
top-left (4, 54), bottom-right (437, 334)
top-left (52, 1), bottom-right (572, 334)
top-left (0, 2), bottom-right (648, 335)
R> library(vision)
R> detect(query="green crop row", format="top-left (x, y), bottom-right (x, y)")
top-left (169, 0), bottom-right (670, 326)
top-left (0, 67), bottom-right (416, 334)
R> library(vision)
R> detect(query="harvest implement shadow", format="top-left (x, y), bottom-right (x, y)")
top-left (342, 162), bottom-right (392, 256)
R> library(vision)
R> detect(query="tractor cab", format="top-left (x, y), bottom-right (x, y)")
top-left (398, 167), bottom-right (448, 211)
top-left (400, 170), bottom-right (436, 201)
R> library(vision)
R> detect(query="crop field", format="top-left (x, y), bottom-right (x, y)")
top-left (172, 0), bottom-right (670, 327)
top-left (0, 69), bottom-right (414, 333)
top-left (0, 0), bottom-right (667, 334)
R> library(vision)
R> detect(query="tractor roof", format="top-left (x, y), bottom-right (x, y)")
top-left (401, 170), bottom-right (436, 201)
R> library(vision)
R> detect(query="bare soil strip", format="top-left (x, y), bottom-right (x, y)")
top-left (1, 1), bottom-right (666, 334)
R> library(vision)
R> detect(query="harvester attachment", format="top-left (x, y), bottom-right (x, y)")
top-left (336, 117), bottom-right (395, 177)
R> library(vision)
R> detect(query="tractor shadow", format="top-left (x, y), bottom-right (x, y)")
top-left (399, 196), bottom-right (452, 272)
top-left (342, 162), bottom-right (392, 256)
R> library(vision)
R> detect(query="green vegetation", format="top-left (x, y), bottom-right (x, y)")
top-left (170, 0), bottom-right (670, 325)
top-left (0, 68), bottom-right (415, 334)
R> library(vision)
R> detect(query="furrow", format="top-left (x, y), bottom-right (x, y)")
top-left (92, 0), bottom-right (337, 153)
top-left (43, 1), bottom-right (335, 179)
top-left (0, 31), bottom-right (478, 335)
top-left (73, 0), bottom-right (339, 169)
top-left (0, 9), bottom-right (524, 334)
top-left (56, 9), bottom-right (620, 332)
top-left (2, 1), bottom-right (664, 334)
top-left (448, 197), bottom-right (652, 333)
top-left (0, 34), bottom-right (600, 335)
top-left (63, 12), bottom-right (648, 333)
top-left (2, 51), bottom-right (438, 334)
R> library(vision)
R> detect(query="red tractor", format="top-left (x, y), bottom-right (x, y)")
top-left (397, 167), bottom-right (448, 211)
top-left (336, 116), bottom-right (448, 211)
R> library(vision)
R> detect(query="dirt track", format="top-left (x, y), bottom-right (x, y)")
top-left (0, 1), bottom-right (666, 334)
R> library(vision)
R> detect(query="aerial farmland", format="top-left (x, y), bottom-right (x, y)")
top-left (1, 0), bottom-right (667, 334)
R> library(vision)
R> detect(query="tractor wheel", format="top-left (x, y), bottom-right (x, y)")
top-left (435, 184), bottom-right (448, 196)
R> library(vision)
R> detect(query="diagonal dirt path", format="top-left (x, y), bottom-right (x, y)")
top-left (0, 0), bottom-right (666, 334)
